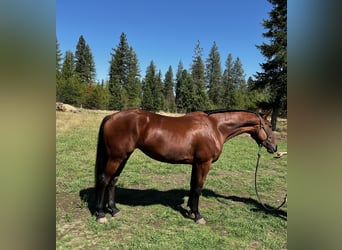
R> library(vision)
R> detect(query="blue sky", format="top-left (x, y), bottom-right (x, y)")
top-left (56, 0), bottom-right (272, 82)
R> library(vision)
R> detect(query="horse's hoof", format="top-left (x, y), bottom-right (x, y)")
top-left (110, 211), bottom-right (121, 219)
top-left (96, 217), bottom-right (108, 223)
top-left (196, 217), bottom-right (206, 225)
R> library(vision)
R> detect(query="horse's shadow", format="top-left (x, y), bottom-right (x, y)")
top-left (79, 187), bottom-right (287, 221)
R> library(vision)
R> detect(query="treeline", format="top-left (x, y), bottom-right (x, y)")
top-left (56, 33), bottom-right (267, 113)
top-left (56, 1), bottom-right (286, 125)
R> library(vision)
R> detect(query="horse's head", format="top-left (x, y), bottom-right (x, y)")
top-left (251, 110), bottom-right (277, 153)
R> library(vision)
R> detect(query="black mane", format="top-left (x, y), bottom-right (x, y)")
top-left (203, 109), bottom-right (259, 116)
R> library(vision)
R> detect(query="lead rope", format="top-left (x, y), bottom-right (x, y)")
top-left (254, 144), bottom-right (287, 211)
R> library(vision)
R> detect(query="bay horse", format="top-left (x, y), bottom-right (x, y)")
top-left (94, 108), bottom-right (277, 224)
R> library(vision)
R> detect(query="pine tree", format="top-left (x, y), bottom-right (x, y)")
top-left (141, 79), bottom-right (152, 110)
top-left (56, 37), bottom-right (63, 101)
top-left (141, 61), bottom-right (157, 111)
top-left (254, 0), bottom-right (287, 129)
top-left (222, 53), bottom-right (236, 109)
top-left (206, 41), bottom-right (223, 108)
top-left (108, 32), bottom-right (140, 110)
top-left (75, 35), bottom-right (96, 84)
top-left (125, 47), bottom-right (141, 108)
top-left (175, 68), bottom-right (195, 113)
top-left (191, 41), bottom-right (210, 110)
top-left (58, 50), bottom-right (82, 105)
top-left (175, 61), bottom-right (184, 112)
top-left (108, 78), bottom-right (122, 110)
top-left (179, 70), bottom-right (195, 113)
top-left (154, 71), bottom-right (165, 111)
top-left (56, 37), bottom-right (63, 78)
top-left (245, 76), bottom-right (267, 110)
top-left (85, 44), bottom-right (96, 81)
top-left (83, 82), bottom-right (96, 109)
top-left (83, 82), bottom-right (109, 110)
top-left (231, 57), bottom-right (247, 109)
top-left (61, 50), bottom-right (75, 80)
top-left (232, 57), bottom-right (246, 88)
top-left (163, 66), bottom-right (176, 112)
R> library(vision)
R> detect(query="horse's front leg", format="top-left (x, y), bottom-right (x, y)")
top-left (187, 162), bottom-right (211, 225)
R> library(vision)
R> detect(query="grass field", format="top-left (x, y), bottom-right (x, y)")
top-left (56, 109), bottom-right (287, 249)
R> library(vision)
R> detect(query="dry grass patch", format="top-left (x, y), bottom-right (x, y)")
top-left (56, 110), bottom-right (113, 135)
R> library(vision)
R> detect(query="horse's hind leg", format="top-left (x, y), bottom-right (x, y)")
top-left (95, 174), bottom-right (108, 223)
top-left (107, 177), bottom-right (120, 217)
top-left (187, 162), bottom-right (211, 225)
top-left (95, 159), bottom-right (123, 223)
top-left (107, 156), bottom-right (131, 219)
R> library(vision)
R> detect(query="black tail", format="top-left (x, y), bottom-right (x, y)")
top-left (95, 115), bottom-right (112, 189)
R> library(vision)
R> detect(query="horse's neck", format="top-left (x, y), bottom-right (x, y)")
top-left (211, 112), bottom-right (259, 142)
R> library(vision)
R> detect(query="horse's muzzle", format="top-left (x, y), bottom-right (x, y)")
top-left (267, 144), bottom-right (277, 153)
top-left (264, 142), bottom-right (277, 153)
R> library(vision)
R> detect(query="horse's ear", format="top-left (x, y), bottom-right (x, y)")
top-left (262, 109), bottom-right (272, 119)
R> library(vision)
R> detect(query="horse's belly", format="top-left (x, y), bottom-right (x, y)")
top-left (138, 143), bottom-right (194, 164)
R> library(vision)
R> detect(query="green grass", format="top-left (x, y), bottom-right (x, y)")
top-left (56, 110), bottom-right (287, 249)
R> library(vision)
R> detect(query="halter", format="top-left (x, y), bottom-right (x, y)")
top-left (255, 112), bottom-right (271, 144)
top-left (254, 113), bottom-right (287, 211)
